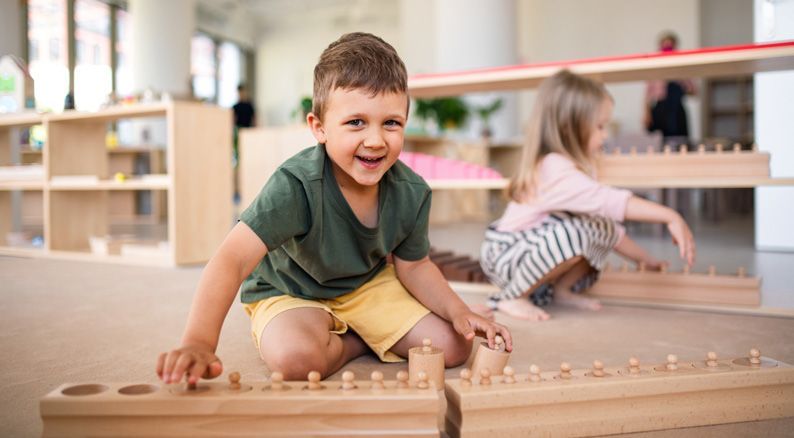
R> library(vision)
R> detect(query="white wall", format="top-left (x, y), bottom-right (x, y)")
top-left (0, 0), bottom-right (23, 58)
top-left (700, 0), bottom-right (753, 47)
top-left (196, 2), bottom-right (257, 49)
top-left (515, 0), bottom-right (701, 140)
top-left (754, 0), bottom-right (794, 256)
top-left (255, 3), bottom-right (400, 126)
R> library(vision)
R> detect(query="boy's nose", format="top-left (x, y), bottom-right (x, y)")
top-left (363, 129), bottom-right (386, 148)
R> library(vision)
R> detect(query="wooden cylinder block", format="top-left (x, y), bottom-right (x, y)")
top-left (409, 339), bottom-right (445, 390)
top-left (470, 341), bottom-right (510, 379)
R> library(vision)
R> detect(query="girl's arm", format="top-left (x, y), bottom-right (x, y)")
top-left (624, 196), bottom-right (696, 266)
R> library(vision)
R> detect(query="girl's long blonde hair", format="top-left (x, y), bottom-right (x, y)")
top-left (507, 70), bottom-right (611, 202)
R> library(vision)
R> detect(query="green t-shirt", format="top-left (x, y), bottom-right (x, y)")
top-left (239, 144), bottom-right (431, 303)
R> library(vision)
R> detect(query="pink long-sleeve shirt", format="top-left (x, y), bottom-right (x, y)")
top-left (496, 153), bottom-right (632, 241)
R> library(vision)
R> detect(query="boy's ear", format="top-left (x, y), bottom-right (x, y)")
top-left (306, 112), bottom-right (327, 144)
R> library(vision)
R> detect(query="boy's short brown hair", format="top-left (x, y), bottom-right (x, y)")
top-left (312, 32), bottom-right (408, 120)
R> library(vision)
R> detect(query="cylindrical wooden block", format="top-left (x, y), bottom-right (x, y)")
top-left (469, 341), bottom-right (510, 379)
top-left (409, 342), bottom-right (444, 390)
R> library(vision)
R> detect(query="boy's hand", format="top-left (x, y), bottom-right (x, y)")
top-left (666, 215), bottom-right (696, 267)
top-left (156, 344), bottom-right (223, 385)
top-left (451, 311), bottom-right (513, 352)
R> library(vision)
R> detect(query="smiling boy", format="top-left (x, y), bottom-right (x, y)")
top-left (157, 32), bottom-right (511, 384)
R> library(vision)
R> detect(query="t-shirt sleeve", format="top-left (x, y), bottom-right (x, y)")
top-left (540, 154), bottom-right (632, 221)
top-left (239, 169), bottom-right (310, 251)
top-left (392, 189), bottom-right (431, 261)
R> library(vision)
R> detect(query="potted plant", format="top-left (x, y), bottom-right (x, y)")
top-left (474, 98), bottom-right (503, 139)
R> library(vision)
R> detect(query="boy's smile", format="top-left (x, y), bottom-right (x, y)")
top-left (308, 87), bottom-right (408, 192)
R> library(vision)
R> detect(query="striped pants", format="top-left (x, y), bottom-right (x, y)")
top-left (480, 212), bottom-right (622, 305)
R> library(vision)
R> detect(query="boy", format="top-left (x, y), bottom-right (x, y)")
top-left (157, 32), bottom-right (512, 384)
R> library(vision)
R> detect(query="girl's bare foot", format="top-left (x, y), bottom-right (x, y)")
top-left (555, 289), bottom-right (602, 310)
top-left (496, 298), bottom-right (551, 321)
top-left (469, 303), bottom-right (495, 321)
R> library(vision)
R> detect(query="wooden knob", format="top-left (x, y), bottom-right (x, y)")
top-left (529, 364), bottom-right (541, 382)
top-left (751, 142), bottom-right (759, 152)
top-left (479, 368), bottom-right (492, 386)
top-left (460, 368), bottom-right (472, 386)
top-left (503, 366), bottom-right (516, 384)
top-left (679, 144), bottom-right (687, 154)
top-left (494, 335), bottom-right (504, 349)
top-left (716, 143), bottom-right (724, 153)
top-left (646, 144), bottom-right (655, 154)
top-left (422, 338), bottom-right (432, 352)
top-left (228, 371), bottom-right (241, 390)
top-left (750, 348), bottom-right (761, 366)
top-left (560, 362), bottom-right (572, 379)
top-left (637, 262), bottom-right (646, 272)
top-left (733, 142), bottom-right (742, 153)
top-left (697, 144), bottom-right (706, 153)
top-left (270, 371), bottom-right (284, 390)
top-left (396, 370), bottom-right (409, 388)
top-left (706, 352), bottom-right (718, 368)
top-left (737, 266), bottom-right (746, 278)
top-left (370, 371), bottom-right (385, 390)
top-left (663, 144), bottom-right (671, 154)
top-left (666, 354), bottom-right (678, 371)
top-left (660, 262), bottom-right (668, 274)
top-left (592, 360), bottom-right (605, 377)
top-left (307, 371), bottom-right (322, 390)
top-left (629, 146), bottom-right (637, 155)
top-left (683, 265), bottom-right (690, 275)
top-left (629, 357), bottom-right (641, 374)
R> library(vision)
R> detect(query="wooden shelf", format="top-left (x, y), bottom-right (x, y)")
top-left (0, 180), bottom-right (45, 190)
top-left (408, 41), bottom-right (794, 97)
top-left (0, 112), bottom-right (44, 127)
top-left (45, 102), bottom-right (170, 123)
top-left (426, 178), bottom-right (508, 190)
top-left (426, 176), bottom-right (794, 190)
top-left (49, 175), bottom-right (170, 191)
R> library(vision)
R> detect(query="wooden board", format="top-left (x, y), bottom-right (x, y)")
top-left (587, 263), bottom-right (761, 307)
top-left (40, 377), bottom-right (440, 437)
top-left (445, 353), bottom-right (794, 437)
top-left (408, 41), bottom-right (794, 97)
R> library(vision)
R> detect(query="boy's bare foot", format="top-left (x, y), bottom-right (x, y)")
top-left (496, 299), bottom-right (550, 321)
top-left (555, 289), bottom-right (602, 310)
top-left (469, 303), bottom-right (495, 321)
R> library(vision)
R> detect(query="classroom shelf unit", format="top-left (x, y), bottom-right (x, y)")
top-left (0, 101), bottom-right (233, 266)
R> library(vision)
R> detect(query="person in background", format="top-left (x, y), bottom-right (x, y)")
top-left (232, 84), bottom-right (256, 203)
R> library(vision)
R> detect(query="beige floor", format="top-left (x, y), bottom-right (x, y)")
top-left (2, 252), bottom-right (794, 436)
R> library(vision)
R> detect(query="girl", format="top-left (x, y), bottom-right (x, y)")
top-left (480, 70), bottom-right (695, 321)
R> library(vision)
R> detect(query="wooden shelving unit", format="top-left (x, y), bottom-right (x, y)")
top-left (0, 101), bottom-right (233, 266)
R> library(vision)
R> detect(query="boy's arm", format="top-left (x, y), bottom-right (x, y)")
top-left (157, 222), bottom-right (267, 385)
top-left (624, 196), bottom-right (696, 266)
top-left (393, 255), bottom-right (512, 351)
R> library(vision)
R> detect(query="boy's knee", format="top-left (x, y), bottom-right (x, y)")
top-left (265, 344), bottom-right (329, 380)
top-left (444, 335), bottom-right (473, 368)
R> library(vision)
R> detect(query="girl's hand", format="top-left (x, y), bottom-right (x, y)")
top-left (667, 215), bottom-right (696, 267)
top-left (451, 311), bottom-right (513, 352)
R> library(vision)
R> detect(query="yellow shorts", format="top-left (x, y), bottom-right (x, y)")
top-left (242, 265), bottom-right (430, 362)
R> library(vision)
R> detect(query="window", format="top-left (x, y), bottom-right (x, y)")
top-left (217, 42), bottom-right (244, 108)
top-left (115, 8), bottom-right (133, 97)
top-left (74, 0), bottom-right (111, 111)
top-left (28, 0), bottom-right (69, 111)
top-left (191, 34), bottom-right (217, 101)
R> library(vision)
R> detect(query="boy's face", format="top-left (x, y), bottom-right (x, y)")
top-left (308, 87), bottom-right (408, 190)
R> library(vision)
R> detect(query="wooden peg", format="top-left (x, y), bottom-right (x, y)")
top-left (637, 262), bottom-right (646, 272)
top-left (737, 266), bottom-right (746, 278)
top-left (629, 357), bottom-right (641, 375)
top-left (663, 144), bottom-right (671, 154)
top-left (679, 144), bottom-right (687, 154)
top-left (370, 371), bottom-right (385, 390)
top-left (752, 142), bottom-right (759, 152)
top-left (697, 143), bottom-right (706, 154)
top-left (629, 146), bottom-right (637, 155)
top-left (416, 371), bottom-right (430, 389)
top-left (396, 370), bottom-right (409, 388)
top-left (559, 362), bottom-right (572, 380)
top-left (666, 354), bottom-right (678, 371)
top-left (186, 378), bottom-right (197, 391)
top-left (307, 371), bottom-right (323, 390)
top-left (706, 352), bottom-right (719, 368)
top-left (592, 360), bottom-right (606, 378)
top-left (612, 147), bottom-right (621, 155)
top-left (270, 371), bottom-right (284, 391)
top-left (479, 368), bottom-right (492, 386)
top-left (621, 261), bottom-right (629, 273)
top-left (683, 264), bottom-right (690, 275)
top-left (646, 144), bottom-right (655, 154)
top-left (733, 142), bottom-right (742, 153)
top-left (228, 372), bottom-right (241, 391)
top-left (750, 348), bottom-right (762, 367)
top-left (528, 364), bottom-right (542, 382)
top-left (708, 265), bottom-right (716, 276)
top-left (460, 368), bottom-right (472, 387)
top-left (341, 371), bottom-right (357, 390)
top-left (660, 262), bottom-right (668, 274)
top-left (422, 338), bottom-right (432, 353)
top-left (716, 143), bottom-right (724, 153)
top-left (502, 366), bottom-right (516, 384)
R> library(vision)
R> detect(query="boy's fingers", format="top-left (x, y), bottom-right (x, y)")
top-left (171, 354), bottom-right (195, 384)
top-left (162, 351), bottom-right (181, 383)
top-left (485, 326), bottom-right (496, 349)
top-left (205, 359), bottom-right (224, 379)
top-left (156, 352), bottom-right (166, 378)
top-left (453, 319), bottom-right (475, 340)
top-left (188, 361), bottom-right (208, 384)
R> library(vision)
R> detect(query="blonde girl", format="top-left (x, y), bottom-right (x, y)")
top-left (480, 70), bottom-right (695, 321)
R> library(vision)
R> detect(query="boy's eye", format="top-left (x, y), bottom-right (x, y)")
top-left (347, 119), bottom-right (364, 127)
top-left (385, 120), bottom-right (402, 127)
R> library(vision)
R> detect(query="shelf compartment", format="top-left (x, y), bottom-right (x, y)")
top-left (49, 175), bottom-right (170, 190)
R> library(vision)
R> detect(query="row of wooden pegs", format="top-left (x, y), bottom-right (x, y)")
top-left (604, 261), bottom-right (748, 277)
top-left (458, 348), bottom-right (766, 386)
top-left (609, 142), bottom-right (759, 156)
top-left (219, 368), bottom-right (431, 392)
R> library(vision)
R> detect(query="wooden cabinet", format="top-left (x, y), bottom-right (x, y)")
top-left (0, 101), bottom-right (233, 266)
